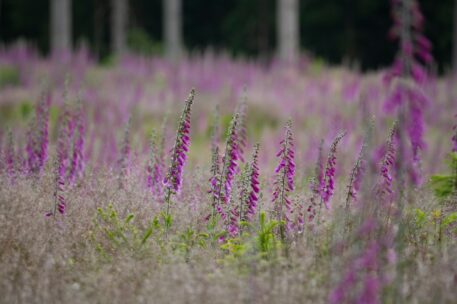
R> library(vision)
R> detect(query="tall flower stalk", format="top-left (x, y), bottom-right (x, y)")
top-left (241, 144), bottom-right (260, 222)
top-left (26, 92), bottom-right (51, 175)
top-left (163, 89), bottom-right (195, 216)
top-left (307, 140), bottom-right (324, 223)
top-left (214, 112), bottom-right (241, 223)
top-left (272, 120), bottom-right (295, 236)
top-left (229, 144), bottom-right (260, 237)
top-left (345, 140), bottom-right (368, 209)
top-left (68, 98), bottom-right (86, 185)
top-left (321, 132), bottom-right (346, 210)
top-left (385, 0), bottom-right (432, 185)
top-left (147, 130), bottom-right (164, 197)
top-left (376, 123), bottom-right (398, 205)
top-left (235, 99), bottom-right (248, 162)
top-left (118, 116), bottom-right (132, 189)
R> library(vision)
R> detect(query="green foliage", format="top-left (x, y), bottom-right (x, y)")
top-left (127, 28), bottom-right (163, 56)
top-left (90, 204), bottom-right (157, 258)
top-left (412, 207), bottom-right (457, 247)
top-left (255, 211), bottom-right (281, 258)
top-left (174, 227), bottom-right (208, 260)
top-left (430, 152), bottom-right (457, 199)
top-left (0, 65), bottom-right (20, 88)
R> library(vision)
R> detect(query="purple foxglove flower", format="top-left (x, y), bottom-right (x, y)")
top-left (385, 0), bottom-right (432, 182)
top-left (214, 112), bottom-right (241, 215)
top-left (272, 120), bottom-right (295, 233)
top-left (239, 144), bottom-right (260, 222)
top-left (164, 89), bottom-right (195, 196)
top-left (321, 132), bottom-right (346, 209)
top-left (26, 92), bottom-right (51, 175)
top-left (376, 123), bottom-right (397, 202)
top-left (147, 130), bottom-right (165, 197)
top-left (68, 100), bottom-right (86, 184)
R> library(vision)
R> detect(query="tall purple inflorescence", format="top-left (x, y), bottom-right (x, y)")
top-left (147, 130), bottom-right (165, 197)
top-left (163, 89), bottom-right (195, 211)
top-left (68, 98), bottom-right (86, 185)
top-left (307, 140), bottom-right (324, 223)
top-left (214, 112), bottom-right (241, 222)
top-left (26, 92), bottom-right (51, 175)
top-left (377, 123), bottom-right (398, 203)
top-left (272, 120), bottom-right (295, 234)
top-left (243, 144), bottom-right (260, 221)
top-left (385, 0), bottom-right (432, 184)
top-left (346, 139), bottom-right (368, 208)
top-left (321, 132), bottom-right (346, 209)
top-left (228, 144), bottom-right (261, 237)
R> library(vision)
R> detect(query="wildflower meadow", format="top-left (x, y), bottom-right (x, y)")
top-left (1, 1), bottom-right (457, 303)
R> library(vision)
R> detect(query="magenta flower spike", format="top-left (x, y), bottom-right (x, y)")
top-left (26, 92), bottom-right (51, 175)
top-left (147, 130), bottom-right (165, 197)
top-left (272, 120), bottom-right (295, 233)
top-left (214, 112), bottom-right (241, 215)
top-left (68, 99), bottom-right (86, 184)
top-left (385, 0), bottom-right (432, 184)
top-left (376, 123), bottom-right (398, 203)
top-left (321, 132), bottom-right (346, 209)
top-left (163, 89), bottom-right (195, 207)
top-left (244, 144), bottom-right (260, 221)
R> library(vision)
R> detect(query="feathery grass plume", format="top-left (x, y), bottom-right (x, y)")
top-left (117, 116), bottom-right (132, 189)
top-left (272, 120), bottom-right (295, 234)
top-left (376, 122), bottom-right (398, 204)
top-left (163, 89), bottom-right (195, 214)
top-left (147, 130), bottom-right (164, 197)
top-left (26, 91), bottom-right (51, 175)
top-left (321, 132), bottom-right (346, 209)
top-left (67, 96), bottom-right (86, 185)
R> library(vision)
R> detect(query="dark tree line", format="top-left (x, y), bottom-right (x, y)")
top-left (0, 0), bottom-right (455, 71)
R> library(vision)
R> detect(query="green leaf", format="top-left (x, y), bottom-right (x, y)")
top-left (141, 226), bottom-right (153, 245)
top-left (125, 214), bottom-right (134, 224)
top-left (441, 212), bottom-right (457, 229)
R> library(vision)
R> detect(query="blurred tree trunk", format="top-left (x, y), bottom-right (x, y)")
top-left (163, 0), bottom-right (183, 60)
top-left (277, 0), bottom-right (299, 62)
top-left (453, 0), bottom-right (457, 74)
top-left (111, 0), bottom-right (128, 56)
top-left (50, 0), bottom-right (72, 55)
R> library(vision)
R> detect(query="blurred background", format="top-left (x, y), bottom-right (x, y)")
top-left (0, 0), bottom-right (455, 72)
